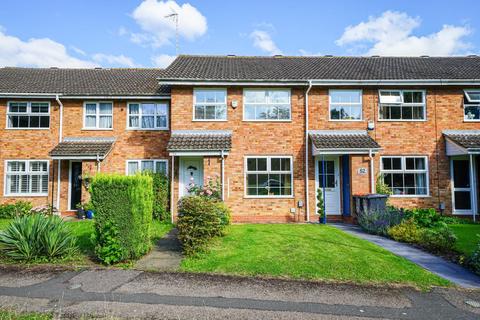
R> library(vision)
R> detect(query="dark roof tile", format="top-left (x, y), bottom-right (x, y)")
top-left (310, 131), bottom-right (380, 150)
top-left (443, 130), bottom-right (480, 149)
top-left (49, 137), bottom-right (115, 158)
top-left (167, 131), bottom-right (232, 151)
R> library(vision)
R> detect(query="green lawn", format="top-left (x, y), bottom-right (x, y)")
top-left (0, 218), bottom-right (172, 266)
top-left (449, 224), bottom-right (480, 256)
top-left (181, 224), bottom-right (450, 288)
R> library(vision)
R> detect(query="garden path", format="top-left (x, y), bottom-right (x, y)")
top-left (135, 228), bottom-right (182, 271)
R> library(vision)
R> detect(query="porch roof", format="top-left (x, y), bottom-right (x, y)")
top-left (167, 130), bottom-right (232, 156)
top-left (444, 130), bottom-right (480, 155)
top-left (309, 130), bottom-right (381, 155)
top-left (49, 137), bottom-right (115, 160)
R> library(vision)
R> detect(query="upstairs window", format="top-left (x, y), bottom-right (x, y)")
top-left (5, 160), bottom-right (49, 196)
top-left (128, 103), bottom-right (168, 130)
top-left (194, 89), bottom-right (227, 120)
top-left (464, 90), bottom-right (480, 121)
top-left (127, 160), bottom-right (168, 175)
top-left (84, 102), bottom-right (113, 129)
top-left (329, 90), bottom-right (362, 120)
top-left (244, 89), bottom-right (291, 121)
top-left (378, 90), bottom-right (426, 120)
top-left (7, 102), bottom-right (50, 128)
top-left (380, 156), bottom-right (428, 196)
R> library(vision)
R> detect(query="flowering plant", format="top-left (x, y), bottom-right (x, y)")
top-left (187, 175), bottom-right (222, 200)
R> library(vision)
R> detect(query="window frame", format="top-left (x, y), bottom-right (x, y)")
top-left (82, 101), bottom-right (114, 130)
top-left (193, 88), bottom-right (228, 121)
top-left (378, 90), bottom-right (427, 122)
top-left (4, 159), bottom-right (50, 197)
top-left (328, 89), bottom-right (363, 121)
top-left (463, 89), bottom-right (480, 122)
top-left (126, 102), bottom-right (169, 130)
top-left (6, 101), bottom-right (51, 130)
top-left (380, 155), bottom-right (430, 197)
top-left (242, 88), bottom-right (292, 122)
top-left (125, 159), bottom-right (169, 175)
top-left (244, 155), bottom-right (294, 199)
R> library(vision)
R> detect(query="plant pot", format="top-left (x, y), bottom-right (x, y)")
top-left (76, 209), bottom-right (85, 219)
top-left (86, 210), bottom-right (94, 219)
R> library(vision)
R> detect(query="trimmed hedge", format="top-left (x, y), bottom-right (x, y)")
top-left (177, 196), bottom-right (230, 256)
top-left (146, 172), bottom-right (170, 222)
top-left (89, 174), bottom-right (153, 264)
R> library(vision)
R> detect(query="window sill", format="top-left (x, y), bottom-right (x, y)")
top-left (244, 195), bottom-right (295, 199)
top-left (389, 195), bottom-right (431, 198)
top-left (377, 119), bottom-right (427, 122)
top-left (242, 120), bottom-right (292, 123)
top-left (464, 120), bottom-right (480, 122)
top-left (126, 128), bottom-right (169, 131)
top-left (192, 119), bottom-right (228, 122)
top-left (81, 128), bottom-right (113, 131)
top-left (5, 127), bottom-right (50, 130)
top-left (329, 119), bottom-right (363, 122)
top-left (3, 194), bottom-right (48, 197)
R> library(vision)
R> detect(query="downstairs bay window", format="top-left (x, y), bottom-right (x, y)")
top-left (380, 156), bottom-right (428, 196)
top-left (245, 156), bottom-right (293, 197)
top-left (126, 160), bottom-right (168, 175)
top-left (5, 160), bottom-right (49, 196)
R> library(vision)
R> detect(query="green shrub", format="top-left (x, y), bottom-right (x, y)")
top-left (146, 172), bottom-right (170, 222)
top-left (90, 174), bottom-right (153, 264)
top-left (420, 226), bottom-right (457, 253)
top-left (0, 215), bottom-right (78, 261)
top-left (93, 221), bottom-right (124, 265)
top-left (375, 174), bottom-right (392, 196)
top-left (358, 207), bottom-right (405, 236)
top-left (0, 201), bottom-right (33, 218)
top-left (467, 237), bottom-right (480, 275)
top-left (188, 175), bottom-right (222, 200)
top-left (404, 208), bottom-right (441, 228)
top-left (387, 219), bottom-right (423, 243)
top-left (177, 196), bottom-right (229, 256)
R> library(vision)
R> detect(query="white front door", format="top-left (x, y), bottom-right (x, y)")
top-left (179, 157), bottom-right (204, 197)
top-left (316, 156), bottom-right (341, 215)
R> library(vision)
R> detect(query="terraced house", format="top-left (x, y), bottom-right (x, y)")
top-left (1, 55), bottom-right (480, 223)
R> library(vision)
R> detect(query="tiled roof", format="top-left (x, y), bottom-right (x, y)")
top-left (0, 67), bottom-right (170, 96)
top-left (309, 131), bottom-right (380, 150)
top-left (49, 137), bottom-right (115, 158)
top-left (443, 130), bottom-right (480, 149)
top-left (167, 130), bottom-right (232, 151)
top-left (160, 55), bottom-right (480, 81)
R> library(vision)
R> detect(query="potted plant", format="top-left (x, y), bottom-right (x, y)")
top-left (75, 203), bottom-right (85, 219)
top-left (84, 201), bottom-right (95, 219)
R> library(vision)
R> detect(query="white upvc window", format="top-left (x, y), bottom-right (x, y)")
top-left (4, 160), bottom-right (49, 196)
top-left (380, 156), bottom-right (429, 196)
top-left (83, 102), bottom-right (113, 129)
top-left (7, 101), bottom-right (50, 129)
top-left (245, 156), bottom-right (293, 197)
top-left (463, 90), bottom-right (480, 121)
top-left (378, 90), bottom-right (426, 121)
top-left (329, 90), bottom-right (362, 121)
top-left (127, 102), bottom-right (169, 130)
top-left (193, 89), bottom-right (227, 120)
top-left (126, 160), bottom-right (168, 175)
top-left (243, 89), bottom-right (291, 121)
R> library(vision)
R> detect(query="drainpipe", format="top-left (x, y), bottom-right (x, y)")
top-left (305, 80), bottom-right (313, 222)
top-left (221, 150), bottom-right (225, 201)
top-left (55, 94), bottom-right (63, 211)
top-left (96, 154), bottom-right (101, 172)
top-left (170, 155), bottom-right (175, 224)
top-left (369, 149), bottom-right (375, 194)
top-left (470, 154), bottom-right (477, 223)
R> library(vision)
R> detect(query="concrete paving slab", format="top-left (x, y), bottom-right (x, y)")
top-left (69, 270), bottom-right (142, 293)
top-left (332, 223), bottom-right (480, 289)
top-left (0, 272), bottom-right (56, 287)
top-left (135, 228), bottom-right (182, 271)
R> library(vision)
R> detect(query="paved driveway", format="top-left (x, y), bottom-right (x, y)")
top-left (1, 268), bottom-right (480, 319)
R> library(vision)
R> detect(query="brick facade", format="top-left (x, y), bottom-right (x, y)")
top-left (1, 86), bottom-right (479, 222)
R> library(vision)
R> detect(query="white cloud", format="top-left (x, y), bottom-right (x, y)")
top-left (152, 54), bottom-right (176, 68)
top-left (250, 30), bottom-right (282, 55)
top-left (92, 53), bottom-right (137, 67)
top-left (0, 28), bottom-right (97, 68)
top-left (0, 27), bottom-right (138, 68)
top-left (298, 49), bottom-right (323, 56)
top-left (336, 11), bottom-right (472, 56)
top-left (131, 0), bottom-right (207, 47)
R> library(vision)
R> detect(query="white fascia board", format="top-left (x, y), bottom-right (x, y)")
top-left (168, 151), bottom-right (229, 156)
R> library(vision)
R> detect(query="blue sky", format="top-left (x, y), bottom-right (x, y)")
top-left (0, 0), bottom-right (479, 68)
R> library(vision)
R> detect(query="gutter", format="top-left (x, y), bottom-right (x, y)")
top-left (305, 80), bottom-right (313, 222)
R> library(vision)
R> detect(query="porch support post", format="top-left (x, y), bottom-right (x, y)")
top-left (322, 155), bottom-right (327, 224)
top-left (369, 149), bottom-right (375, 194)
top-left (170, 155), bottom-right (175, 224)
top-left (470, 154), bottom-right (477, 222)
top-left (221, 150), bottom-right (225, 201)
top-left (56, 160), bottom-right (61, 212)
